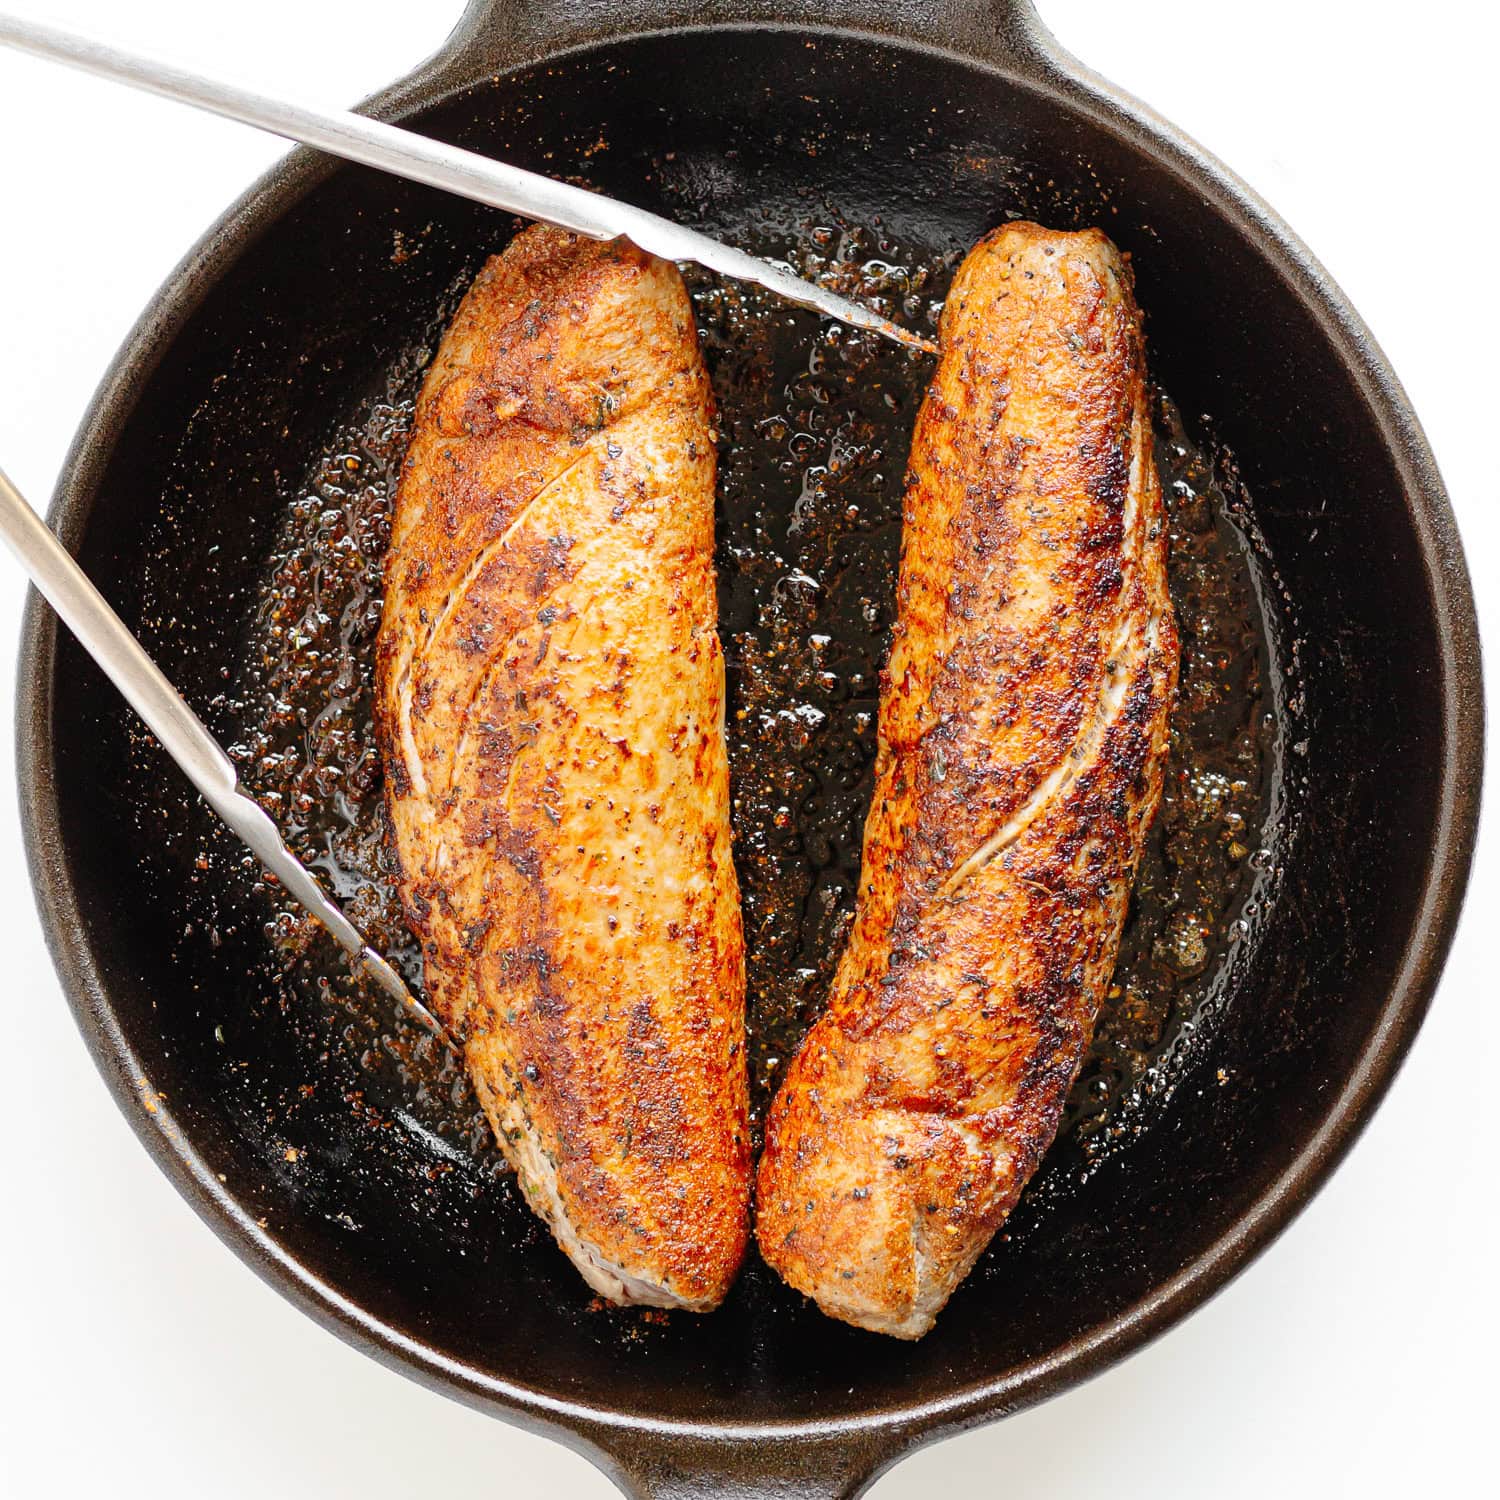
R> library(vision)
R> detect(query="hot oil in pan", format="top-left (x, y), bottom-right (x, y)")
top-left (231, 220), bottom-right (1282, 1235)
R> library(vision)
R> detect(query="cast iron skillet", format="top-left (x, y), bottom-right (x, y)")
top-left (16, 1), bottom-right (1483, 1494)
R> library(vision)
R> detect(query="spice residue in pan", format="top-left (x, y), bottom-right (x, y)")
top-left (223, 218), bottom-right (1285, 1204)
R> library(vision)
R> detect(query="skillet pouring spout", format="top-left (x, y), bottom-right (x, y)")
top-left (590, 1430), bottom-right (897, 1500)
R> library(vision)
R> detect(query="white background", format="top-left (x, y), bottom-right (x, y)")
top-left (1, 2), bottom-right (1494, 1495)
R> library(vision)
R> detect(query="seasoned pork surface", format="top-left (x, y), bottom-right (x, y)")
top-left (376, 226), bottom-right (750, 1309)
top-left (756, 223), bottom-right (1178, 1337)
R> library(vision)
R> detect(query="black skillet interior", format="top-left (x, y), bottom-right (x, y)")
top-left (19, 0), bottom-right (1481, 1491)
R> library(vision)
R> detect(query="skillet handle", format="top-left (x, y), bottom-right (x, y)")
top-left (589, 1431), bottom-right (899, 1500)
top-left (428, 0), bottom-right (1060, 81)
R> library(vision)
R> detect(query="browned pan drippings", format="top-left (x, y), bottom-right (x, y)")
top-left (218, 216), bottom-right (1286, 1243)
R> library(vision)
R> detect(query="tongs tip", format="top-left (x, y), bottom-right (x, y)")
top-left (836, 303), bottom-right (938, 356)
top-left (357, 946), bottom-right (458, 1051)
top-left (888, 324), bottom-right (940, 356)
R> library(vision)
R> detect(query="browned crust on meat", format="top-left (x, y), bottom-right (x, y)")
top-left (375, 226), bottom-right (750, 1308)
top-left (755, 223), bottom-right (1179, 1337)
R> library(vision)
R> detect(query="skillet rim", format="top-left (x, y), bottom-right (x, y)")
top-left (14, 5), bottom-right (1484, 1472)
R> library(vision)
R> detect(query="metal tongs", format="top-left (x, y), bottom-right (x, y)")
top-left (0, 12), bottom-right (931, 1045)
top-left (0, 464), bottom-right (454, 1047)
top-left (0, 12), bottom-right (936, 353)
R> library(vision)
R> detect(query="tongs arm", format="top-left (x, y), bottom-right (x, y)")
top-left (0, 463), bottom-right (453, 1047)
